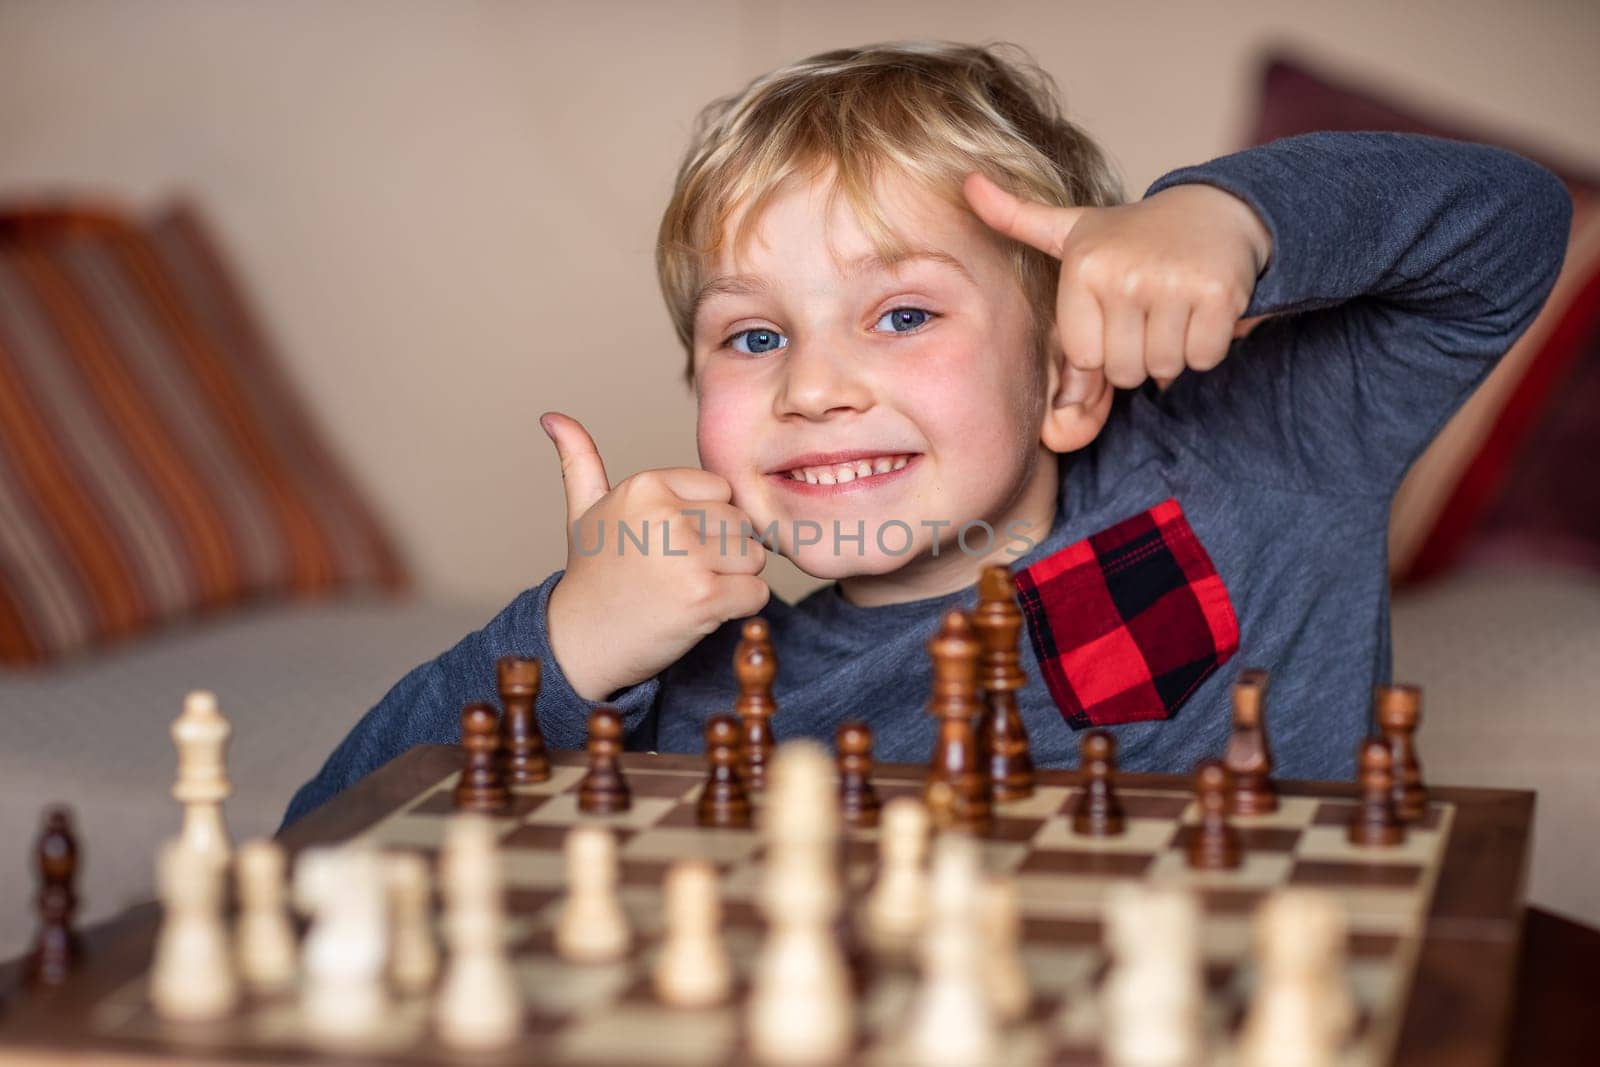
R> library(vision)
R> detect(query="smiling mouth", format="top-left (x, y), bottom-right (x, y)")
top-left (781, 453), bottom-right (915, 485)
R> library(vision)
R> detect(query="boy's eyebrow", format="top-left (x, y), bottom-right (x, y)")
top-left (692, 248), bottom-right (974, 325)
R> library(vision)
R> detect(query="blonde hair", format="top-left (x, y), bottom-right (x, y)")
top-left (655, 40), bottom-right (1126, 385)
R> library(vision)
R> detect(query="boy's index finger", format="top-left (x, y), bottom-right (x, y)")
top-left (962, 171), bottom-right (1084, 260)
top-left (656, 467), bottom-right (734, 504)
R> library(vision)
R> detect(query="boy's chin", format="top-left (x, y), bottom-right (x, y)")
top-left (782, 546), bottom-right (915, 581)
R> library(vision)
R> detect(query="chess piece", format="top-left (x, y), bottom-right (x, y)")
top-left (735, 618), bottom-right (779, 791)
top-left (749, 841), bottom-right (852, 1062)
top-left (1070, 729), bottom-right (1125, 837)
top-left (653, 860), bottom-right (732, 1007)
top-left (974, 564), bottom-right (1035, 802)
top-left (171, 689), bottom-right (232, 865)
top-left (1101, 883), bottom-right (1204, 1067)
top-left (1224, 668), bottom-right (1278, 815)
top-left (386, 851), bottom-right (439, 995)
top-left (235, 839), bottom-right (297, 997)
top-left (498, 654), bottom-right (551, 784)
top-left (698, 713), bottom-right (752, 828)
top-left (866, 796), bottom-right (930, 955)
top-left (295, 846), bottom-right (391, 1047)
top-left (1376, 684), bottom-right (1428, 823)
top-left (1239, 889), bottom-right (1355, 1067)
top-left (1186, 760), bottom-right (1242, 870)
top-left (761, 740), bottom-right (841, 863)
top-left (1348, 736), bottom-right (1406, 847)
top-left (453, 702), bottom-right (509, 813)
top-left (150, 837), bottom-right (238, 1022)
top-left (835, 720), bottom-right (881, 829)
top-left (924, 609), bottom-right (990, 832)
top-left (578, 706), bottom-right (631, 814)
top-left (435, 816), bottom-right (521, 1049)
top-left (555, 825), bottom-right (632, 962)
top-left (902, 835), bottom-right (995, 1065)
top-left (24, 807), bottom-right (82, 988)
top-left (980, 877), bottom-right (1031, 1023)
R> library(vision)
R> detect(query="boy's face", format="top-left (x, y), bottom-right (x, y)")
top-left (690, 165), bottom-right (1060, 599)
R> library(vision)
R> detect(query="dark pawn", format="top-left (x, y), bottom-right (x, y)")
top-left (1223, 669), bottom-right (1278, 815)
top-left (454, 702), bottom-right (510, 813)
top-left (1376, 685), bottom-right (1428, 823)
top-left (836, 721), bottom-right (881, 829)
top-left (498, 655), bottom-right (550, 784)
top-left (973, 565), bottom-right (1035, 803)
top-left (1186, 760), bottom-right (1243, 870)
top-left (1070, 730), bottom-right (1125, 837)
top-left (1348, 736), bottom-right (1406, 847)
top-left (924, 609), bottom-right (991, 832)
top-left (25, 807), bottom-right (82, 988)
top-left (698, 714), bottom-right (751, 829)
top-left (578, 706), bottom-right (631, 814)
top-left (734, 618), bottom-right (778, 792)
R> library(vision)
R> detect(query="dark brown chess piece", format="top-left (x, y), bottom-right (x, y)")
top-left (1376, 684), bottom-right (1428, 823)
top-left (1223, 668), bottom-right (1278, 815)
top-left (24, 807), bottom-right (82, 988)
top-left (453, 702), bottom-right (510, 813)
top-left (836, 721), bottom-right (881, 829)
top-left (924, 609), bottom-right (991, 832)
top-left (497, 654), bottom-right (550, 784)
top-left (1348, 736), bottom-right (1406, 847)
top-left (578, 706), bottom-right (631, 814)
top-left (697, 713), bottom-right (751, 829)
top-left (973, 564), bottom-right (1035, 803)
top-left (1070, 730), bottom-right (1125, 837)
top-left (734, 618), bottom-right (778, 792)
top-left (1186, 760), bottom-right (1243, 870)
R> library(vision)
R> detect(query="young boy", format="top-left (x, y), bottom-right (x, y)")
top-left (284, 41), bottom-right (1570, 826)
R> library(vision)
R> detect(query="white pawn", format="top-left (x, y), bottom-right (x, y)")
top-left (234, 839), bottom-right (296, 996)
top-left (555, 825), bottom-right (632, 963)
top-left (901, 835), bottom-right (995, 1066)
top-left (748, 853), bottom-right (853, 1064)
top-left (294, 846), bottom-right (390, 1048)
top-left (386, 851), bottom-right (439, 995)
top-left (866, 797), bottom-right (930, 955)
top-left (1238, 889), bottom-right (1353, 1067)
top-left (434, 815), bottom-right (521, 1049)
top-left (150, 837), bottom-right (238, 1021)
top-left (981, 877), bottom-right (1031, 1023)
top-left (653, 860), bottom-right (732, 1007)
top-left (171, 690), bottom-right (232, 866)
top-left (1101, 884), bottom-right (1204, 1067)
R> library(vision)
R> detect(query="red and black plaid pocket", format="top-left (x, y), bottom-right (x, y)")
top-left (1014, 498), bottom-right (1238, 729)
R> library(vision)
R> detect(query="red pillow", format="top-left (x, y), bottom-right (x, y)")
top-left (1242, 53), bottom-right (1600, 584)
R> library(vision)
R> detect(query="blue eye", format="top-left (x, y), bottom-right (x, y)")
top-left (876, 307), bottom-right (933, 332)
top-left (727, 328), bottom-right (788, 356)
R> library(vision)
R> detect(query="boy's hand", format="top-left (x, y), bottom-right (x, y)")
top-left (963, 173), bottom-right (1273, 392)
top-left (540, 412), bottom-right (770, 702)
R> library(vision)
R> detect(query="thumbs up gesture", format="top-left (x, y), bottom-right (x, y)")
top-left (962, 173), bottom-right (1273, 393)
top-left (540, 412), bottom-right (770, 702)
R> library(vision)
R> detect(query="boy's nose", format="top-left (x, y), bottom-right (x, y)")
top-left (773, 341), bottom-right (874, 420)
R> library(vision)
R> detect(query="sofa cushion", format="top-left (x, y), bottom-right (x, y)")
top-left (0, 203), bottom-right (405, 664)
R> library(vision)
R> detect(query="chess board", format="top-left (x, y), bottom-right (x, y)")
top-left (0, 745), bottom-right (1533, 1067)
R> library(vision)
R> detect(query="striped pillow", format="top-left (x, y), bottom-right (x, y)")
top-left (0, 203), bottom-right (405, 665)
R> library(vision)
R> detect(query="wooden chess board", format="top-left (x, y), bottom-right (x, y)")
top-left (0, 746), bottom-right (1534, 1066)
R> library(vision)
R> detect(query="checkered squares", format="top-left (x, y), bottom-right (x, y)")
top-left (1015, 497), bottom-right (1240, 728)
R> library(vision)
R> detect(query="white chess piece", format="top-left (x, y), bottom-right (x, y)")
top-left (234, 839), bottom-right (296, 996)
top-left (386, 851), bottom-right (439, 995)
top-left (901, 835), bottom-right (996, 1066)
top-left (150, 837), bottom-right (238, 1021)
top-left (171, 690), bottom-right (231, 865)
top-left (866, 796), bottom-right (930, 954)
top-left (1101, 883), bottom-right (1204, 1067)
top-left (434, 815), bottom-right (521, 1049)
top-left (981, 877), bottom-right (1031, 1023)
top-left (653, 860), bottom-right (732, 1007)
top-left (555, 825), bottom-right (632, 963)
top-left (1238, 889), bottom-right (1353, 1067)
top-left (294, 846), bottom-right (390, 1048)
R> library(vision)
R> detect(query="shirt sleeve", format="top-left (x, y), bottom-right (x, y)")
top-left (1141, 130), bottom-right (1572, 498)
top-left (279, 569), bottom-right (662, 827)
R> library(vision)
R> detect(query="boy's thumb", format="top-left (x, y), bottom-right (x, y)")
top-left (962, 171), bottom-right (1085, 260)
top-left (540, 411), bottom-right (611, 519)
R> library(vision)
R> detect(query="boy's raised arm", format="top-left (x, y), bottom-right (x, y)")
top-left (1145, 130), bottom-right (1572, 496)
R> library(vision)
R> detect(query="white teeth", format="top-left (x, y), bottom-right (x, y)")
top-left (816, 470), bottom-right (836, 485)
top-left (784, 454), bottom-right (914, 484)
top-left (854, 460), bottom-right (872, 478)
top-left (891, 456), bottom-right (908, 470)
top-left (835, 466), bottom-right (856, 483)
top-left (872, 457), bottom-right (893, 474)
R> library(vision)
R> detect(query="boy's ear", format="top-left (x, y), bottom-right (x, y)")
top-left (1039, 336), bottom-right (1113, 453)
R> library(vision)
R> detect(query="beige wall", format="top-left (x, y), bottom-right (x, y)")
top-left (3, 0), bottom-right (1597, 607)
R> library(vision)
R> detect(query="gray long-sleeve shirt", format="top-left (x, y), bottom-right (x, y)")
top-left (284, 131), bottom-right (1571, 827)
